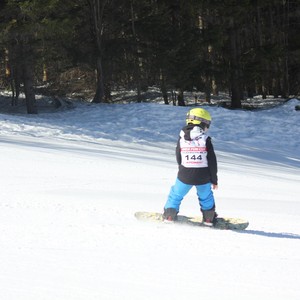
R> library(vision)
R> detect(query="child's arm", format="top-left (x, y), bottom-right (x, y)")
top-left (175, 138), bottom-right (181, 165)
top-left (206, 137), bottom-right (218, 185)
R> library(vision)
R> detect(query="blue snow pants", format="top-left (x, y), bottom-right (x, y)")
top-left (164, 178), bottom-right (215, 212)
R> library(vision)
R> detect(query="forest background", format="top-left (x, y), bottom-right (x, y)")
top-left (0, 0), bottom-right (299, 114)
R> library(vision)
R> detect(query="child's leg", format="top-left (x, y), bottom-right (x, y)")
top-left (196, 183), bottom-right (216, 224)
top-left (195, 182), bottom-right (215, 211)
top-left (164, 178), bottom-right (192, 212)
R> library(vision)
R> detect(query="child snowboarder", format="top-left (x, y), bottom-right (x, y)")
top-left (163, 108), bottom-right (218, 226)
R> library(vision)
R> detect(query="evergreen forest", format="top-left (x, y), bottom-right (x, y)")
top-left (0, 0), bottom-right (299, 113)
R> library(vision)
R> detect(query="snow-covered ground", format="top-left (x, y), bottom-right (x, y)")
top-left (0, 97), bottom-right (299, 299)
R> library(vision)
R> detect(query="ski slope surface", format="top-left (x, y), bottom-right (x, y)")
top-left (0, 98), bottom-right (299, 300)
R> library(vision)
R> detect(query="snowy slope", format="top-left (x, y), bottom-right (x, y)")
top-left (0, 99), bottom-right (299, 300)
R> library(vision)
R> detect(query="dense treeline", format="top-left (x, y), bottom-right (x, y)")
top-left (0, 0), bottom-right (299, 113)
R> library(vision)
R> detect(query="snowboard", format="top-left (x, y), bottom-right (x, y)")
top-left (134, 211), bottom-right (249, 230)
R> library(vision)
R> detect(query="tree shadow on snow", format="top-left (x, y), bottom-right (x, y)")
top-left (238, 229), bottom-right (300, 240)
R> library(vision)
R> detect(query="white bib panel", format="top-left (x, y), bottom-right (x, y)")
top-left (180, 135), bottom-right (208, 168)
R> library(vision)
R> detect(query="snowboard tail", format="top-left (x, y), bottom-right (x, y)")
top-left (134, 211), bottom-right (249, 230)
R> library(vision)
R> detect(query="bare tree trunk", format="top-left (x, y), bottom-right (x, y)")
top-left (256, 5), bottom-right (267, 100)
top-left (93, 56), bottom-right (105, 103)
top-left (161, 87), bottom-right (169, 105)
top-left (160, 71), bottom-right (169, 105)
top-left (88, 0), bottom-right (109, 103)
top-left (13, 66), bottom-right (21, 105)
top-left (10, 68), bottom-right (16, 106)
top-left (204, 74), bottom-right (212, 103)
top-left (43, 63), bottom-right (48, 82)
top-left (4, 48), bottom-right (17, 106)
top-left (282, 0), bottom-right (290, 98)
top-left (23, 61), bottom-right (37, 114)
top-left (229, 18), bottom-right (242, 109)
top-left (130, 0), bottom-right (142, 102)
top-left (177, 89), bottom-right (185, 106)
top-left (8, 66), bottom-right (21, 106)
top-left (171, 90), bottom-right (176, 106)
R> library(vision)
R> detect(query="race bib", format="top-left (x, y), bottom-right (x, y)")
top-left (180, 137), bottom-right (208, 168)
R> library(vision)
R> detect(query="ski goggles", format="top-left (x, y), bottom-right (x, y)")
top-left (187, 114), bottom-right (211, 127)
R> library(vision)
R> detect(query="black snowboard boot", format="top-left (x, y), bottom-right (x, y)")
top-left (163, 208), bottom-right (178, 221)
top-left (201, 206), bottom-right (217, 227)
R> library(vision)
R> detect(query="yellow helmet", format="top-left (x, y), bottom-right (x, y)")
top-left (186, 108), bottom-right (212, 127)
